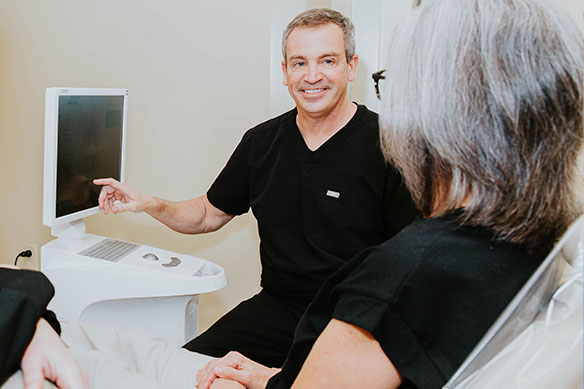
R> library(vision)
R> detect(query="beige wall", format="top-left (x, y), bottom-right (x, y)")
top-left (0, 0), bottom-right (273, 331)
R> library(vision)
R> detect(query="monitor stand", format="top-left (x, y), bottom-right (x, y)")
top-left (51, 219), bottom-right (87, 240)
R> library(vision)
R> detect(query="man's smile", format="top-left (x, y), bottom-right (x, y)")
top-left (301, 88), bottom-right (327, 95)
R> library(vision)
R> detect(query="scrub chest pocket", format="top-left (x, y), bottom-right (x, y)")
top-left (312, 185), bottom-right (384, 257)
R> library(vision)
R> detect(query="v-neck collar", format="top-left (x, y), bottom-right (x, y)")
top-left (290, 104), bottom-right (365, 162)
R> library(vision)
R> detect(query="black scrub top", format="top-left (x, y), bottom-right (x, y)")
top-left (207, 104), bottom-right (417, 302)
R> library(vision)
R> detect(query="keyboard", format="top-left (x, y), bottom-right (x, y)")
top-left (79, 239), bottom-right (141, 262)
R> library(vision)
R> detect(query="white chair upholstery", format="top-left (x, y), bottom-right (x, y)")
top-left (444, 215), bottom-right (584, 389)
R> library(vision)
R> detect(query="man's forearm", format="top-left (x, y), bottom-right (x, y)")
top-left (145, 195), bottom-right (233, 234)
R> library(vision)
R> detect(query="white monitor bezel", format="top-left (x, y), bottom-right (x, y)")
top-left (42, 87), bottom-right (128, 229)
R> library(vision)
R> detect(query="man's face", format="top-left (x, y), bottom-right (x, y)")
top-left (282, 23), bottom-right (358, 119)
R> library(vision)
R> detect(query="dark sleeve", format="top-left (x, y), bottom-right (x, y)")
top-left (206, 131), bottom-right (251, 216)
top-left (0, 269), bottom-right (60, 385)
top-left (331, 295), bottom-right (444, 388)
top-left (329, 244), bottom-right (446, 388)
top-left (383, 163), bottom-right (419, 239)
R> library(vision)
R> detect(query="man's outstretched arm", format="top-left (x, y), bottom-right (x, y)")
top-left (93, 178), bottom-right (234, 234)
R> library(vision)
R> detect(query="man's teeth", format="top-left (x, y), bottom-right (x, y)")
top-left (304, 89), bottom-right (324, 94)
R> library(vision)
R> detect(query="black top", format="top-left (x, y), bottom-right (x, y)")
top-left (267, 213), bottom-right (544, 388)
top-left (207, 104), bottom-right (417, 301)
top-left (0, 268), bottom-right (60, 385)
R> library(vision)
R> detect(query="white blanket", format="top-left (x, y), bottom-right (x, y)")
top-left (2, 321), bottom-right (213, 389)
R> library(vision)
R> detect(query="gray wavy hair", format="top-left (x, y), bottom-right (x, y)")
top-left (281, 8), bottom-right (355, 64)
top-left (380, 0), bottom-right (584, 254)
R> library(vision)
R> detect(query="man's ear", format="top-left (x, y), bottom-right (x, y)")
top-left (281, 60), bottom-right (289, 85)
top-left (347, 54), bottom-right (359, 82)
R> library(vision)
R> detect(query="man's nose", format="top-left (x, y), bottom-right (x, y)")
top-left (305, 63), bottom-right (322, 83)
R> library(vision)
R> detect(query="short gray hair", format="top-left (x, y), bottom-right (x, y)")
top-left (281, 8), bottom-right (355, 63)
top-left (380, 0), bottom-right (584, 254)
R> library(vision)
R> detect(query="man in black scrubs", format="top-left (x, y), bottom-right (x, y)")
top-left (94, 8), bottom-right (417, 367)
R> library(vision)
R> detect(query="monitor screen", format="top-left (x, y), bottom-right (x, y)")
top-left (43, 88), bottom-right (128, 232)
top-left (56, 95), bottom-right (123, 218)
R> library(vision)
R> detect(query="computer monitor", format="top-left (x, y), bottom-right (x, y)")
top-left (42, 87), bottom-right (128, 238)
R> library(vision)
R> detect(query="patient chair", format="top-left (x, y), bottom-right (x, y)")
top-left (444, 215), bottom-right (584, 388)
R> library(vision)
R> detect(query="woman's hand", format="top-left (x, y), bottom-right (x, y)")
top-left (196, 351), bottom-right (280, 389)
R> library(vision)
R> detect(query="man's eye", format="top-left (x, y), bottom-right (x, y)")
top-left (324, 59), bottom-right (335, 65)
top-left (293, 62), bottom-right (305, 68)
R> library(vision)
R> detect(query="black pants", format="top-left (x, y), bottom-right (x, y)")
top-left (182, 290), bottom-right (308, 368)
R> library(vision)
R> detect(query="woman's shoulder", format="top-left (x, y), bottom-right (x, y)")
top-left (335, 215), bottom-right (535, 302)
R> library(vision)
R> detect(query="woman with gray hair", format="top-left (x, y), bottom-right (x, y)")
top-left (196, 0), bottom-right (583, 387)
top-left (380, 0), bottom-right (583, 257)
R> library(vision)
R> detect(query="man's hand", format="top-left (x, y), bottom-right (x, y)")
top-left (20, 319), bottom-right (88, 389)
top-left (93, 178), bottom-right (154, 215)
top-left (196, 351), bottom-right (280, 389)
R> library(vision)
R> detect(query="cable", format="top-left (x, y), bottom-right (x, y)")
top-left (14, 250), bottom-right (32, 266)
